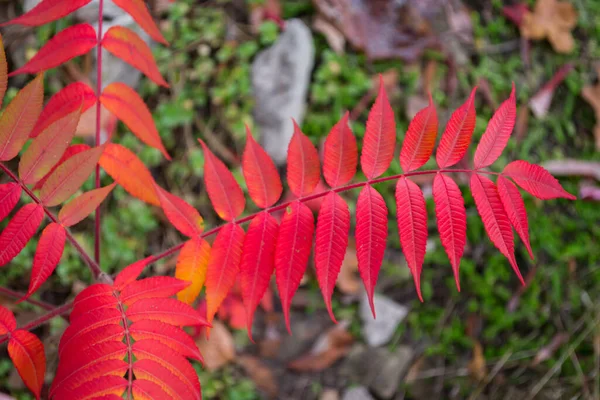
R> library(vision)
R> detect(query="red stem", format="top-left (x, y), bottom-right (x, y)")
top-left (94, 0), bottom-right (105, 265)
top-left (0, 286), bottom-right (55, 311)
top-left (0, 301), bottom-right (73, 345)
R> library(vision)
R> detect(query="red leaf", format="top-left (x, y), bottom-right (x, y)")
top-left (0, 0), bottom-right (92, 27)
top-left (0, 183), bottom-right (22, 223)
top-left (0, 74), bottom-right (44, 161)
top-left (132, 379), bottom-right (172, 400)
top-left (68, 284), bottom-right (116, 323)
top-left (59, 308), bottom-right (122, 356)
top-left (240, 211), bottom-right (278, 341)
top-left (39, 145), bottom-right (104, 206)
top-left (323, 111), bottom-right (357, 187)
top-left (199, 139), bottom-right (245, 221)
top-left (0, 204), bottom-right (44, 267)
top-left (112, 0), bottom-right (168, 45)
top-left (121, 276), bottom-right (190, 306)
top-left (242, 126), bottom-right (282, 208)
top-left (58, 183), bottom-right (116, 227)
top-left (113, 257), bottom-right (152, 290)
top-left (134, 359), bottom-right (197, 400)
top-left (50, 359), bottom-right (127, 399)
top-left (32, 144), bottom-right (90, 190)
top-left (503, 160), bottom-right (576, 200)
top-left (24, 223), bottom-right (66, 299)
top-left (19, 109), bottom-right (81, 184)
top-left (99, 143), bottom-right (160, 205)
top-left (58, 324), bottom-right (123, 360)
top-left (361, 75), bottom-right (396, 179)
top-left (287, 121), bottom-right (321, 197)
top-left (127, 298), bottom-right (209, 327)
top-left (400, 92), bottom-right (438, 172)
top-left (0, 34), bottom-right (7, 108)
top-left (130, 320), bottom-right (202, 361)
top-left (396, 177), bottom-right (428, 301)
top-left (497, 175), bottom-right (533, 259)
top-left (100, 82), bottom-right (170, 159)
top-left (61, 375), bottom-right (127, 399)
top-left (0, 305), bottom-right (16, 334)
top-left (30, 82), bottom-right (96, 138)
top-left (205, 223), bottom-right (245, 326)
top-left (275, 201), bottom-right (315, 333)
top-left (102, 26), bottom-right (168, 87)
top-left (470, 174), bottom-right (523, 284)
top-left (8, 330), bottom-right (46, 400)
top-left (314, 191), bottom-right (350, 322)
top-left (156, 185), bottom-right (203, 237)
top-left (8, 24), bottom-right (97, 76)
top-left (436, 87), bottom-right (477, 168)
top-left (474, 83), bottom-right (516, 169)
top-left (355, 185), bottom-right (388, 317)
top-left (175, 238), bottom-right (211, 305)
top-left (432, 173), bottom-right (467, 290)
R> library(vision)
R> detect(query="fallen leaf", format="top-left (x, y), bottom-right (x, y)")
top-left (196, 320), bottom-right (236, 371)
top-left (529, 63), bottom-right (573, 118)
top-left (468, 341), bottom-right (487, 381)
top-left (514, 105), bottom-right (530, 143)
top-left (336, 239), bottom-right (361, 295)
top-left (532, 333), bottom-right (569, 366)
top-left (581, 68), bottom-right (600, 151)
top-left (503, 3), bottom-right (530, 26)
top-left (250, 0), bottom-right (284, 33)
top-left (314, 16), bottom-right (345, 54)
top-left (520, 0), bottom-right (577, 53)
top-left (287, 320), bottom-right (354, 372)
top-left (445, 0), bottom-right (473, 44)
top-left (237, 355), bottom-right (278, 398)
top-left (580, 183), bottom-right (600, 201)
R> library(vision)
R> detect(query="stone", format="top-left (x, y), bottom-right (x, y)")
top-left (360, 293), bottom-right (408, 347)
top-left (367, 347), bottom-right (414, 399)
top-left (342, 386), bottom-right (373, 400)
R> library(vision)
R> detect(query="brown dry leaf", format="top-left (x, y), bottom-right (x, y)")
top-left (237, 355), bottom-right (278, 398)
top-left (468, 341), bottom-right (487, 381)
top-left (521, 0), bottom-right (577, 53)
top-left (287, 321), bottom-right (354, 372)
top-left (581, 69), bottom-right (600, 151)
top-left (314, 16), bottom-right (345, 54)
top-left (532, 333), bottom-right (569, 366)
top-left (196, 320), bottom-right (236, 371)
top-left (336, 239), bottom-right (361, 295)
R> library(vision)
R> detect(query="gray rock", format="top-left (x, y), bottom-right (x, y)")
top-left (251, 19), bottom-right (314, 166)
top-left (360, 293), bottom-right (408, 347)
top-left (342, 386), bottom-right (373, 400)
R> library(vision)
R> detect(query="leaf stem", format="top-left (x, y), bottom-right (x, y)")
top-left (0, 286), bottom-right (55, 311)
top-left (94, 0), bottom-right (105, 265)
top-left (0, 301), bottom-right (73, 345)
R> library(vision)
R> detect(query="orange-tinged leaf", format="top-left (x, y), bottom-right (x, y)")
top-left (156, 185), bottom-right (203, 237)
top-left (102, 26), bottom-right (169, 87)
top-left (121, 276), bottom-right (190, 306)
top-left (0, 34), bottom-right (7, 108)
top-left (400, 92), bottom-right (438, 172)
top-left (497, 175), bottom-right (533, 259)
top-left (0, 183), bottom-right (22, 223)
top-left (100, 82), bottom-right (170, 159)
top-left (0, 305), bottom-right (16, 334)
top-left (99, 143), bottom-right (159, 205)
top-left (8, 24), bottom-right (97, 76)
top-left (126, 298), bottom-right (209, 326)
top-left (19, 109), bottom-right (81, 184)
top-left (39, 145), bottom-right (104, 206)
top-left (199, 139), bottom-right (245, 221)
top-left (361, 75), bottom-right (396, 179)
top-left (30, 82), bottom-right (96, 138)
top-left (24, 223), bottom-right (66, 300)
top-left (287, 121), bottom-right (321, 197)
top-left (132, 379), bottom-right (173, 400)
top-left (0, 74), bottom-right (44, 161)
top-left (62, 375), bottom-right (127, 399)
top-left (0, 204), bottom-right (44, 267)
top-left (8, 330), bottom-right (46, 400)
top-left (113, 256), bottom-right (152, 290)
top-left (323, 112), bottom-right (357, 187)
top-left (0, 0), bottom-right (92, 27)
top-left (58, 183), bottom-right (116, 227)
top-left (130, 320), bottom-right (202, 361)
top-left (112, 0), bottom-right (168, 45)
top-left (176, 238), bottom-right (211, 304)
top-left (242, 126), bottom-right (282, 208)
top-left (134, 359), bottom-right (197, 400)
top-left (32, 144), bottom-right (90, 190)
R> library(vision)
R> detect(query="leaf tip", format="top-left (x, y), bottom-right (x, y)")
top-left (412, 270), bottom-right (423, 302)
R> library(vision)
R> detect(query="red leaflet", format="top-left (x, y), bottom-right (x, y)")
top-left (323, 112), bottom-right (357, 187)
top-left (134, 359), bottom-right (196, 400)
top-left (497, 175), bottom-right (534, 259)
top-left (242, 126), bottom-right (282, 208)
top-left (8, 330), bottom-right (46, 400)
top-left (205, 223), bottom-right (245, 326)
top-left (0, 0), bottom-right (92, 27)
top-left (156, 185), bottom-right (204, 237)
top-left (61, 376), bottom-right (127, 399)
top-left (400, 92), bottom-right (438, 172)
top-left (130, 320), bottom-right (202, 361)
top-left (474, 83), bottom-right (516, 169)
top-left (24, 223), bottom-right (66, 300)
top-left (133, 379), bottom-right (172, 400)
top-left (39, 145), bottom-right (104, 206)
top-left (100, 83), bottom-right (170, 159)
top-left (19, 109), bottom-right (81, 185)
top-left (68, 285), bottom-right (115, 323)
top-left (240, 211), bottom-right (278, 340)
top-left (121, 276), bottom-right (190, 306)
top-left (32, 144), bottom-right (90, 190)
top-left (314, 192), bottom-right (350, 322)
top-left (356, 185), bottom-right (388, 317)
top-left (0, 204), bottom-right (44, 267)
top-left (0, 183), bottom-right (22, 223)
top-left (436, 87), bottom-right (478, 168)
top-left (0, 34), bottom-right (7, 108)
top-left (175, 238), bottom-right (211, 304)
top-left (58, 183), bottom-right (116, 227)
top-left (0, 74), bottom-right (44, 161)
top-left (199, 139), bottom-right (245, 221)
top-left (51, 359), bottom-right (127, 399)
top-left (99, 143), bottom-right (160, 205)
top-left (8, 24), bottom-right (97, 76)
top-left (0, 305), bottom-right (16, 334)
top-left (287, 121), bottom-right (321, 197)
top-left (432, 173), bottom-right (467, 290)
top-left (30, 82), bottom-right (96, 138)
top-left (361, 75), bottom-right (396, 179)
top-left (113, 257), bottom-right (152, 290)
top-left (102, 26), bottom-right (169, 87)
top-left (127, 298), bottom-right (209, 326)
top-left (275, 201), bottom-right (315, 333)
top-left (112, 0), bottom-right (168, 45)
top-left (470, 174), bottom-right (523, 284)
top-left (503, 160), bottom-right (576, 200)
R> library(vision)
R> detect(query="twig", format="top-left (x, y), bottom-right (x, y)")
top-left (468, 351), bottom-right (513, 400)
top-left (94, 0), bottom-right (105, 264)
top-left (0, 301), bottom-right (74, 345)
top-left (0, 286), bottom-right (55, 311)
